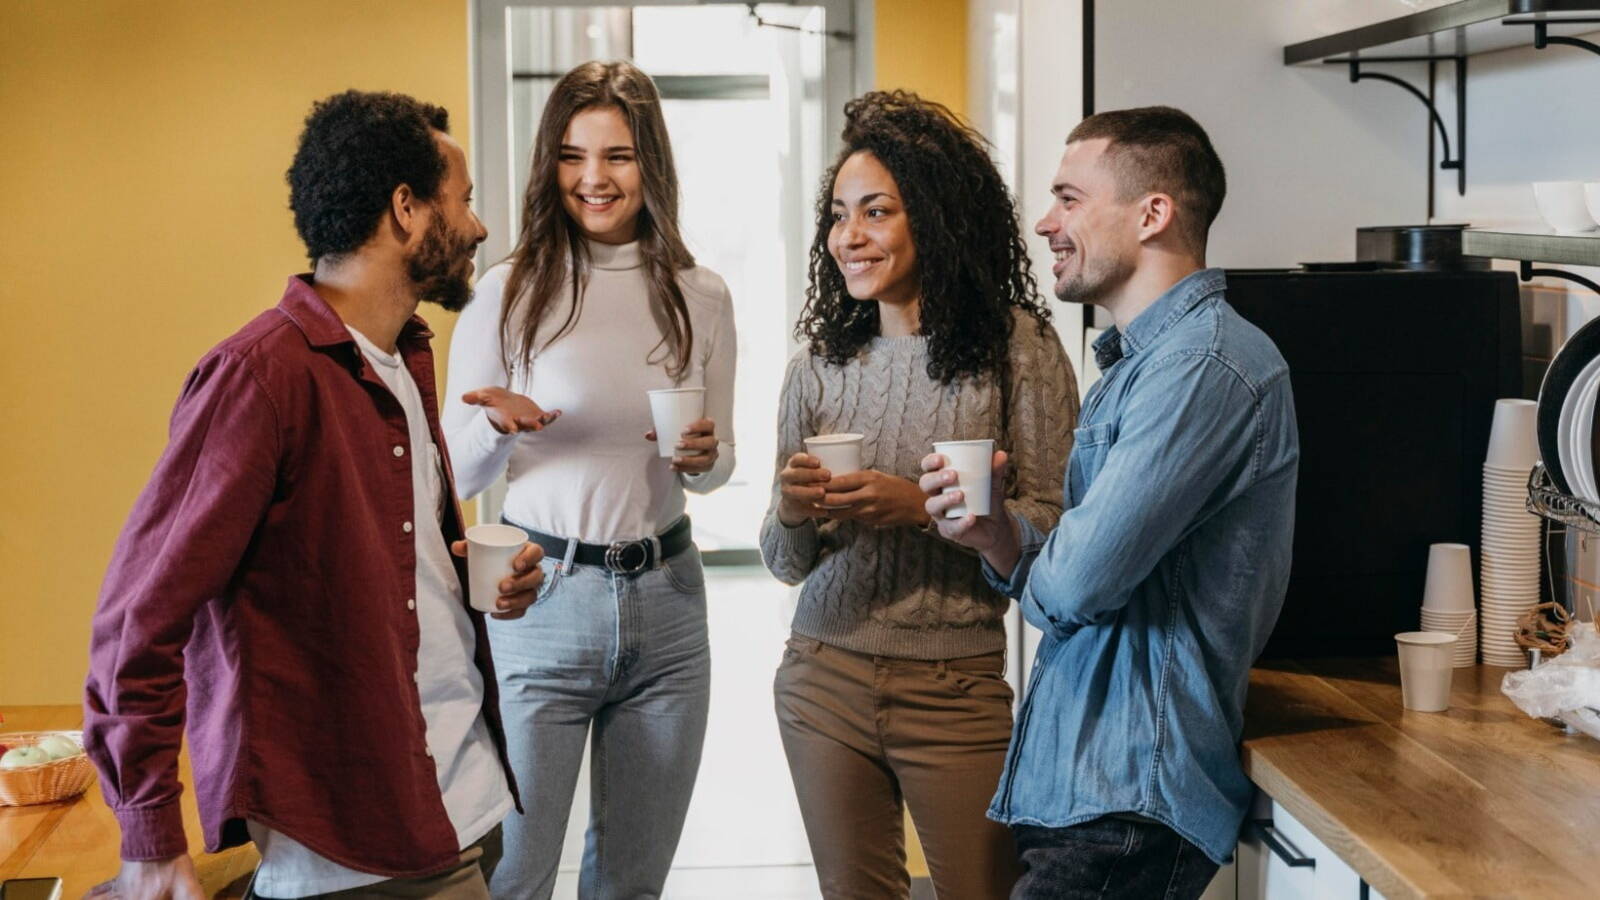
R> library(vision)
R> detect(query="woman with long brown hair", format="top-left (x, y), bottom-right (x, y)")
top-left (444, 60), bottom-right (735, 898)
top-left (763, 91), bottom-right (1076, 898)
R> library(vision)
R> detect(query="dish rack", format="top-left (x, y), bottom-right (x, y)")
top-left (1526, 463), bottom-right (1600, 535)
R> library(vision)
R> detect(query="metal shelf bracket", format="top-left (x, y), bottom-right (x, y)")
top-left (1520, 258), bottom-right (1600, 294)
top-left (1340, 58), bottom-right (1467, 198)
top-left (1505, 18), bottom-right (1600, 58)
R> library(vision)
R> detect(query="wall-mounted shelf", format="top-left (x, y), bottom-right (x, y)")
top-left (1284, 1), bottom-right (1600, 65)
top-left (1286, 2), bottom-right (1600, 218)
top-left (1465, 227), bottom-right (1600, 292)
top-left (1464, 227), bottom-right (1600, 266)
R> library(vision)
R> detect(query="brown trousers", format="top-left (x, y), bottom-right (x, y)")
top-left (245, 825), bottom-right (502, 899)
top-left (775, 635), bottom-right (1021, 900)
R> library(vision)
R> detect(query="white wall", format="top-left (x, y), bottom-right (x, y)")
top-left (1092, 0), bottom-right (1430, 269)
top-left (1430, 33), bottom-right (1600, 322)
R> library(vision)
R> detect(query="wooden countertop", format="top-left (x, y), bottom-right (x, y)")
top-left (0, 706), bottom-right (257, 897)
top-left (1243, 659), bottom-right (1600, 899)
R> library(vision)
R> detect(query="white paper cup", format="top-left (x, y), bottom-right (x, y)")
top-left (803, 433), bottom-right (863, 475)
top-left (1396, 631), bottom-right (1457, 712)
top-left (1484, 399), bottom-right (1539, 469)
top-left (1534, 181), bottom-right (1597, 234)
top-left (932, 439), bottom-right (995, 518)
top-left (647, 388), bottom-right (707, 458)
top-left (1422, 543), bottom-right (1475, 612)
top-left (466, 524), bottom-right (528, 614)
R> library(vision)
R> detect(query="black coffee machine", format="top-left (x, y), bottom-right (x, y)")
top-left (1225, 226), bottom-right (1522, 657)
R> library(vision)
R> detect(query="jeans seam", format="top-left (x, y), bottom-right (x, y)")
top-left (1160, 834), bottom-right (1189, 900)
top-left (1095, 821), bottom-right (1137, 898)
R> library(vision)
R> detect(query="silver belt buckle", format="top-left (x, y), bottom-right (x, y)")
top-left (604, 540), bottom-right (650, 574)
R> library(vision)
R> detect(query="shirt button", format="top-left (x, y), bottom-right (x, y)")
top-left (403, 521), bottom-right (413, 533)
top-left (393, 445), bottom-right (405, 458)
top-left (406, 598), bottom-right (416, 611)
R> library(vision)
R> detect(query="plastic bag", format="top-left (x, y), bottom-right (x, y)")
top-left (1501, 621), bottom-right (1600, 741)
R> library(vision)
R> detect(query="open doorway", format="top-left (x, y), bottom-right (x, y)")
top-left (471, 3), bottom-right (860, 894)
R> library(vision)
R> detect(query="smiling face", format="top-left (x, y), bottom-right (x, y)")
top-left (405, 130), bottom-right (487, 311)
top-left (557, 105), bottom-right (645, 245)
top-left (827, 151), bottom-right (919, 307)
top-left (1035, 137), bottom-right (1141, 306)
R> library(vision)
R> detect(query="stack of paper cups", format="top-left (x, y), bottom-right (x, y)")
top-left (1419, 543), bottom-right (1478, 667)
top-left (1480, 398), bottom-right (1541, 667)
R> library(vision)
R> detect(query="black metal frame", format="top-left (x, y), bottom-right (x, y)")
top-left (1505, 16), bottom-right (1600, 55)
top-left (1329, 57), bottom-right (1468, 202)
top-left (1248, 818), bottom-right (1317, 868)
top-left (1520, 258), bottom-right (1600, 293)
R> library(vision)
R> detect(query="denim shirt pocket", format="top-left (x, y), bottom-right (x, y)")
top-left (1068, 422), bottom-right (1115, 505)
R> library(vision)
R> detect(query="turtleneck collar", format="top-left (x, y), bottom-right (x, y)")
top-left (586, 238), bottom-right (643, 271)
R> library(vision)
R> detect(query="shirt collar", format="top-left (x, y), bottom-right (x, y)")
top-left (277, 274), bottom-right (436, 353)
top-left (1095, 268), bottom-right (1226, 368)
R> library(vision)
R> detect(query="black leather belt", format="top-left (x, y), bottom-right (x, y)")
top-left (505, 515), bottom-right (693, 575)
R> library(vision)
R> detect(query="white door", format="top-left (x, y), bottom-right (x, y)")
top-left (472, 4), bottom-right (859, 895)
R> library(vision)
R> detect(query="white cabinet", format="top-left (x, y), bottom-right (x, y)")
top-left (1200, 859), bottom-right (1237, 900)
top-left (1234, 794), bottom-right (1386, 900)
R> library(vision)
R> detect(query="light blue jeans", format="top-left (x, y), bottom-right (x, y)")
top-left (485, 543), bottom-right (712, 900)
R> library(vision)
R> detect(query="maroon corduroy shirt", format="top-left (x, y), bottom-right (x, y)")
top-left (83, 275), bottom-right (520, 877)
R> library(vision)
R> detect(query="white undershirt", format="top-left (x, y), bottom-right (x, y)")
top-left (444, 240), bottom-right (737, 542)
top-left (245, 326), bottom-right (512, 897)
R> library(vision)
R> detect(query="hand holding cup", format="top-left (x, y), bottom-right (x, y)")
top-left (454, 525), bottom-right (545, 620)
top-left (646, 418), bottom-right (719, 474)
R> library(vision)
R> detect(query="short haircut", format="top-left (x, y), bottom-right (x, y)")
top-left (1067, 106), bottom-right (1225, 253)
top-left (287, 90), bottom-right (451, 262)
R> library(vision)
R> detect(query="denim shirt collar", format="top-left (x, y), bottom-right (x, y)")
top-left (1092, 268), bottom-right (1227, 370)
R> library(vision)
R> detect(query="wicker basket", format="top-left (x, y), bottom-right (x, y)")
top-left (0, 730), bottom-right (96, 806)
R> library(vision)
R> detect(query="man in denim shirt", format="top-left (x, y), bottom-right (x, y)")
top-left (921, 107), bottom-right (1298, 898)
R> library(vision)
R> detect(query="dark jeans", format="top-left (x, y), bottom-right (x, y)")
top-left (1011, 817), bottom-right (1219, 900)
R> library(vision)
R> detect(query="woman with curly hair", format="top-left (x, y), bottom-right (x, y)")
top-left (443, 61), bottom-right (734, 898)
top-left (761, 91), bottom-right (1078, 897)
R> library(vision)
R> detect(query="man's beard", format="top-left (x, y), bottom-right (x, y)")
top-left (1055, 249), bottom-right (1135, 307)
top-left (407, 214), bottom-right (476, 312)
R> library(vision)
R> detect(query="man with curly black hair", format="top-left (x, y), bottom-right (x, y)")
top-left (923, 106), bottom-right (1298, 900)
top-left (83, 90), bottom-right (545, 899)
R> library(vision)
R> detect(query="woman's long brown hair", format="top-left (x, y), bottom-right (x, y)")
top-left (500, 60), bottom-right (696, 380)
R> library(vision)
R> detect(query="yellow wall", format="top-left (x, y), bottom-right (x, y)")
top-left (0, 0), bottom-right (471, 705)
top-left (875, 0), bottom-right (969, 118)
top-left (873, 0), bottom-right (970, 880)
top-left (0, 0), bottom-right (971, 712)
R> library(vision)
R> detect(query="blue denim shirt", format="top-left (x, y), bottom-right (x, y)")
top-left (983, 268), bottom-right (1298, 864)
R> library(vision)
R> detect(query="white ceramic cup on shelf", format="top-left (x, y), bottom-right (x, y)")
top-left (1396, 631), bottom-right (1458, 712)
top-left (1534, 181), bottom-right (1598, 234)
top-left (466, 523), bottom-right (529, 614)
top-left (803, 433), bottom-right (864, 476)
top-left (647, 387), bottom-right (707, 458)
top-left (1422, 543), bottom-right (1475, 612)
top-left (932, 439), bottom-right (996, 518)
top-left (1584, 182), bottom-right (1600, 227)
top-left (1484, 398), bottom-right (1539, 470)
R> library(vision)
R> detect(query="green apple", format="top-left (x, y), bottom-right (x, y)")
top-left (36, 734), bottom-right (81, 760)
top-left (0, 745), bottom-right (50, 769)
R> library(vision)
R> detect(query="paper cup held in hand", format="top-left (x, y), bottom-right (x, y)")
top-left (1396, 631), bottom-right (1456, 712)
top-left (804, 433), bottom-right (863, 475)
top-left (648, 387), bottom-right (707, 459)
top-left (467, 524), bottom-right (529, 614)
top-left (932, 439), bottom-right (995, 519)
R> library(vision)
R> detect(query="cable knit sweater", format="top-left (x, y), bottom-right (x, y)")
top-left (760, 311), bottom-right (1079, 660)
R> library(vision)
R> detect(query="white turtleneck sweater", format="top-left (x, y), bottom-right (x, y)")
top-left (444, 240), bottom-right (736, 543)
